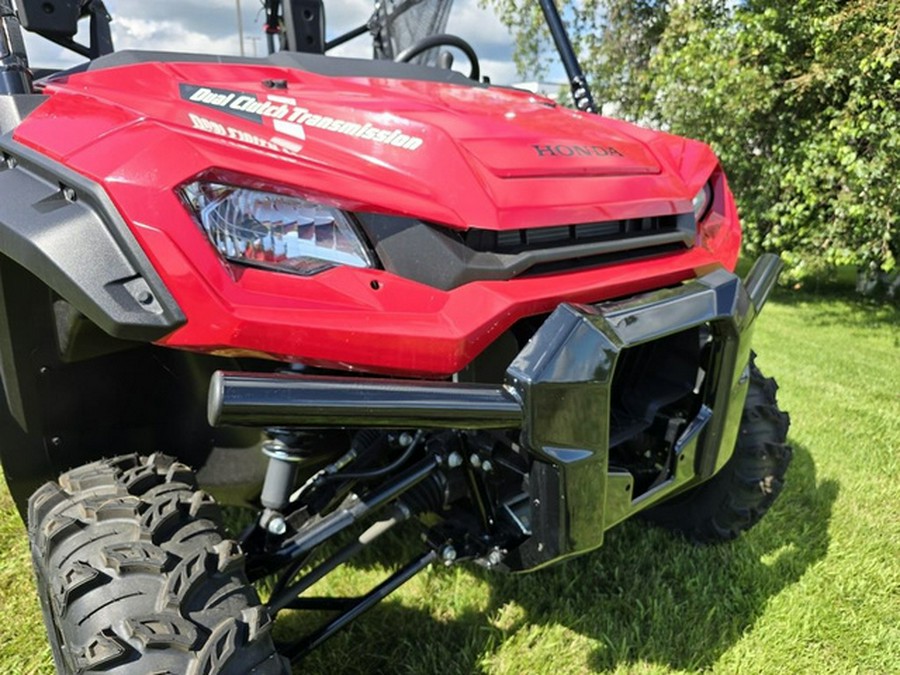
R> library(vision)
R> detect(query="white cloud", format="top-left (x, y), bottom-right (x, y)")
top-left (19, 1), bottom-right (519, 83)
top-left (113, 16), bottom-right (237, 54)
top-left (479, 58), bottom-right (519, 86)
top-left (447, 0), bottom-right (513, 59)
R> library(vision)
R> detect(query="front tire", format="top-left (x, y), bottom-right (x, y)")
top-left (644, 357), bottom-right (792, 542)
top-left (27, 453), bottom-right (289, 674)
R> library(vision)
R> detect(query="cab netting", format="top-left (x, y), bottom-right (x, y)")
top-left (371, 0), bottom-right (454, 66)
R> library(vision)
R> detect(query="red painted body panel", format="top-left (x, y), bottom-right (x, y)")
top-left (14, 60), bottom-right (741, 376)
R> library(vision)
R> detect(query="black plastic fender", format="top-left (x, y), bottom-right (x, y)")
top-left (0, 133), bottom-right (184, 341)
top-left (0, 121), bottom-right (184, 426)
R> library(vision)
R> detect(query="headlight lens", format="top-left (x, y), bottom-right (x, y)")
top-left (692, 182), bottom-right (713, 222)
top-left (180, 181), bottom-right (374, 276)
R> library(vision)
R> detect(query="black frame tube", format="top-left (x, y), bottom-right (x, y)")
top-left (282, 0), bottom-right (325, 53)
top-left (282, 550), bottom-right (438, 662)
top-left (268, 505), bottom-right (408, 612)
top-left (537, 0), bottom-right (597, 113)
top-left (260, 454), bottom-right (440, 575)
top-left (325, 22), bottom-right (369, 51)
top-left (0, 0), bottom-right (31, 94)
top-left (281, 597), bottom-right (359, 611)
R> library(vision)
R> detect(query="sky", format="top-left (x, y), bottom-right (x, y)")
top-left (20, 0), bottom-right (530, 86)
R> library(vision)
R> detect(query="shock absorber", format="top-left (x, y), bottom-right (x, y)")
top-left (0, 0), bottom-right (31, 94)
top-left (258, 432), bottom-right (331, 535)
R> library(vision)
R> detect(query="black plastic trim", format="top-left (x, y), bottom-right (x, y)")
top-left (52, 49), bottom-right (486, 87)
top-left (0, 135), bottom-right (185, 342)
top-left (0, 255), bottom-right (52, 431)
top-left (356, 212), bottom-right (695, 290)
top-left (502, 260), bottom-right (783, 568)
top-left (0, 94), bottom-right (45, 133)
top-left (464, 214), bottom-right (690, 254)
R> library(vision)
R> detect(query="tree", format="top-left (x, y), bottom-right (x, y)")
top-left (481, 0), bottom-right (669, 118)
top-left (484, 0), bottom-right (899, 281)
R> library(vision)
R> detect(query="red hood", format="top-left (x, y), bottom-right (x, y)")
top-left (17, 57), bottom-right (719, 230)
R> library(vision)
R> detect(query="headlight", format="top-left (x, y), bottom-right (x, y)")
top-left (692, 182), bottom-right (714, 222)
top-left (180, 181), bottom-right (374, 276)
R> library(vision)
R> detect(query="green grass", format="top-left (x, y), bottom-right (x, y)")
top-left (1, 288), bottom-right (898, 674)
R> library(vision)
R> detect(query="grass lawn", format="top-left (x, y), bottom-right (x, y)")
top-left (1, 287), bottom-right (897, 674)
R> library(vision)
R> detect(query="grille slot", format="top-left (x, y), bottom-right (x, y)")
top-left (521, 242), bottom-right (685, 278)
top-left (465, 214), bottom-right (687, 255)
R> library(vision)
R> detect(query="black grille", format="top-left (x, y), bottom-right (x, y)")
top-left (521, 242), bottom-right (686, 278)
top-left (355, 211), bottom-right (696, 291)
top-left (464, 215), bottom-right (683, 254)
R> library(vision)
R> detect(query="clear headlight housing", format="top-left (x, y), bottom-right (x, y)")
top-left (692, 182), bottom-right (714, 223)
top-left (180, 181), bottom-right (374, 276)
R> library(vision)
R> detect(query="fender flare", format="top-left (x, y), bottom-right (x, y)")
top-left (0, 115), bottom-right (184, 431)
top-left (0, 135), bottom-right (184, 339)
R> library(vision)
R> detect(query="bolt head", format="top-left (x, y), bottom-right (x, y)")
top-left (266, 516), bottom-right (287, 536)
top-left (441, 545), bottom-right (457, 564)
top-left (398, 432), bottom-right (414, 447)
top-left (469, 453), bottom-right (481, 468)
top-left (481, 460), bottom-right (493, 473)
top-left (447, 452), bottom-right (463, 468)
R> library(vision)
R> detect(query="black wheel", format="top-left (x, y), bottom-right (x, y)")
top-left (644, 356), bottom-right (792, 542)
top-left (27, 453), bottom-right (289, 674)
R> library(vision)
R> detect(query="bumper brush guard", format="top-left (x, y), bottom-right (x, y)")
top-left (209, 254), bottom-right (782, 570)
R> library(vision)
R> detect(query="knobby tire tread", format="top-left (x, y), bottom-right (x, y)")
top-left (28, 453), bottom-right (290, 674)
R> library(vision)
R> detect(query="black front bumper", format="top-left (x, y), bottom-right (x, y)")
top-left (503, 254), bottom-right (780, 569)
top-left (210, 255), bottom-right (782, 570)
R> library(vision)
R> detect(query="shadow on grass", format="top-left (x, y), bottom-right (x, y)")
top-left (492, 443), bottom-right (836, 672)
top-left (768, 287), bottom-right (899, 330)
top-left (279, 443), bottom-right (837, 673)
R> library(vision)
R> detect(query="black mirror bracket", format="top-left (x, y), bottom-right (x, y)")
top-left (14, 0), bottom-right (113, 60)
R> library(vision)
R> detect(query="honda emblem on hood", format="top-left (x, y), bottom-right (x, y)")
top-left (533, 144), bottom-right (624, 158)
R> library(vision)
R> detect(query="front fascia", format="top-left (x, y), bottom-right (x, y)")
top-left (505, 264), bottom-right (764, 570)
top-left (10, 63), bottom-right (739, 377)
top-left (5, 133), bottom-right (737, 376)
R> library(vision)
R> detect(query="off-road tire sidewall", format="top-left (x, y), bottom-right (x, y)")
top-left (27, 453), bottom-right (289, 674)
top-left (644, 356), bottom-right (793, 542)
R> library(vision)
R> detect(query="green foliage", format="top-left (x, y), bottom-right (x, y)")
top-left (481, 0), bottom-right (669, 115)
top-left (483, 0), bottom-right (899, 278)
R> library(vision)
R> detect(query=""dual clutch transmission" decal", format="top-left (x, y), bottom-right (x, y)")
top-left (180, 84), bottom-right (424, 152)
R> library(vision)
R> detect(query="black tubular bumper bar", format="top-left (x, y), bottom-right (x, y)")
top-left (209, 255), bottom-right (783, 569)
top-left (209, 374), bottom-right (523, 429)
